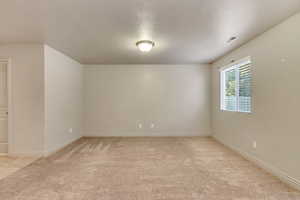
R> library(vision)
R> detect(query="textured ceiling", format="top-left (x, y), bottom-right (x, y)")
top-left (1, 0), bottom-right (300, 64)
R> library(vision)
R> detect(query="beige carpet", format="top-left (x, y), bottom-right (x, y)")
top-left (0, 156), bottom-right (38, 180)
top-left (0, 137), bottom-right (299, 200)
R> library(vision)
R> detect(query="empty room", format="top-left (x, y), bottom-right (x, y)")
top-left (0, 0), bottom-right (300, 199)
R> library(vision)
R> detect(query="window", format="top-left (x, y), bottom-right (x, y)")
top-left (220, 57), bottom-right (252, 113)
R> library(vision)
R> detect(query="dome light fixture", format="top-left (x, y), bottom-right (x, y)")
top-left (136, 40), bottom-right (155, 52)
top-left (227, 36), bottom-right (237, 43)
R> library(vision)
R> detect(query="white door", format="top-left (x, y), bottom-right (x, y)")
top-left (0, 62), bottom-right (8, 154)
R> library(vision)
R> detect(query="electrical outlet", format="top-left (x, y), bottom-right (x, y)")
top-left (138, 123), bottom-right (143, 129)
top-left (253, 141), bottom-right (257, 149)
top-left (69, 128), bottom-right (73, 133)
top-left (150, 123), bottom-right (155, 129)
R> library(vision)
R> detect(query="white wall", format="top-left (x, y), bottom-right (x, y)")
top-left (0, 44), bottom-right (45, 156)
top-left (44, 45), bottom-right (83, 155)
top-left (84, 65), bottom-right (211, 137)
top-left (212, 13), bottom-right (300, 186)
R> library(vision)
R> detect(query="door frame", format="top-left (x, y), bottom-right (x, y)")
top-left (0, 58), bottom-right (12, 155)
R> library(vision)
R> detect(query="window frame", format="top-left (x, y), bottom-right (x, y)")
top-left (219, 56), bottom-right (252, 113)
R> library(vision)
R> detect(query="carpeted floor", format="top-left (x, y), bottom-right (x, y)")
top-left (0, 137), bottom-right (299, 200)
top-left (0, 156), bottom-right (38, 180)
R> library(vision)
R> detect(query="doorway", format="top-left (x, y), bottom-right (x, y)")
top-left (0, 60), bottom-right (8, 155)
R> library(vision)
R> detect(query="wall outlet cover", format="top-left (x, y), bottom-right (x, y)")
top-left (138, 123), bottom-right (142, 129)
top-left (253, 141), bottom-right (257, 149)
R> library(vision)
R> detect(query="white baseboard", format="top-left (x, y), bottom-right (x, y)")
top-left (44, 136), bottom-right (82, 157)
top-left (213, 135), bottom-right (300, 191)
top-left (84, 131), bottom-right (211, 137)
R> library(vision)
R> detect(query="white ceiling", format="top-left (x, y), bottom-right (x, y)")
top-left (1, 0), bottom-right (300, 64)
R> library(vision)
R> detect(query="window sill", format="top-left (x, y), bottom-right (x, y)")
top-left (220, 109), bottom-right (252, 114)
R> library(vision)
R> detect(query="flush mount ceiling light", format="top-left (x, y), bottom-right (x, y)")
top-left (136, 40), bottom-right (155, 52)
top-left (227, 36), bottom-right (237, 43)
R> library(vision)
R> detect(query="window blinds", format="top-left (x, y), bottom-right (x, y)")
top-left (238, 62), bottom-right (251, 112)
top-left (221, 57), bottom-right (251, 113)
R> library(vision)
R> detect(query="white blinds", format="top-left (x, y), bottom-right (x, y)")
top-left (238, 62), bottom-right (251, 112)
top-left (221, 57), bottom-right (252, 113)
